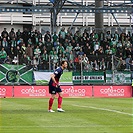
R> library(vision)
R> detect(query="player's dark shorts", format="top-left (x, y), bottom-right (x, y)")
top-left (49, 85), bottom-right (62, 94)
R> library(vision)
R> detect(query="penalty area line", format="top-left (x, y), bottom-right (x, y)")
top-left (72, 104), bottom-right (133, 116)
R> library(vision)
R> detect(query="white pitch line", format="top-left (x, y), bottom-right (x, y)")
top-left (72, 104), bottom-right (133, 116)
top-left (0, 125), bottom-right (132, 128)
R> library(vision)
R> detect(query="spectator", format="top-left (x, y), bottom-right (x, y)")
top-left (0, 47), bottom-right (7, 63)
top-left (105, 46), bottom-right (112, 55)
top-left (10, 37), bottom-right (17, 48)
top-left (37, 31), bottom-right (42, 40)
top-left (45, 39), bottom-right (53, 54)
top-left (34, 33), bottom-right (39, 46)
top-left (125, 47), bottom-right (131, 58)
top-left (9, 28), bottom-right (15, 40)
top-left (68, 60), bottom-right (75, 71)
top-left (1, 28), bottom-right (8, 40)
top-left (113, 31), bottom-right (119, 42)
top-left (120, 33), bottom-right (126, 44)
top-left (82, 31), bottom-right (89, 43)
top-left (41, 49), bottom-right (49, 70)
top-left (25, 44), bottom-right (33, 60)
top-left (12, 56), bottom-right (18, 65)
top-left (17, 38), bottom-right (23, 46)
top-left (71, 39), bottom-right (76, 47)
top-left (106, 31), bottom-right (112, 42)
top-left (78, 48), bottom-right (84, 56)
top-left (74, 30), bottom-right (81, 43)
top-left (16, 46), bottom-right (23, 64)
top-left (49, 47), bottom-right (55, 55)
top-left (27, 38), bottom-right (33, 46)
top-left (69, 50), bottom-right (74, 61)
top-left (66, 43), bottom-right (73, 53)
top-left (56, 43), bottom-right (64, 55)
top-left (74, 43), bottom-right (80, 55)
top-left (44, 31), bottom-right (51, 42)
top-left (124, 37), bottom-right (131, 48)
top-left (51, 51), bottom-right (58, 70)
top-left (125, 55), bottom-right (132, 70)
top-left (21, 54), bottom-right (29, 66)
top-left (94, 40), bottom-right (100, 52)
top-left (21, 43), bottom-right (26, 54)
top-left (111, 45), bottom-right (117, 55)
top-left (84, 60), bottom-right (93, 72)
top-left (31, 56), bottom-right (39, 70)
top-left (64, 48), bottom-right (70, 60)
top-left (34, 45), bottom-right (41, 59)
top-left (110, 38), bottom-right (117, 48)
top-left (99, 58), bottom-right (106, 70)
top-left (115, 56), bottom-right (125, 70)
top-left (83, 54), bottom-right (88, 65)
top-left (22, 28), bottom-right (29, 46)
top-left (38, 38), bottom-right (44, 52)
top-left (4, 55), bottom-right (12, 64)
top-left (66, 32), bottom-right (73, 42)
top-left (61, 54), bottom-right (67, 62)
top-left (16, 29), bottom-right (22, 41)
top-left (117, 40), bottom-right (122, 48)
top-left (93, 60), bottom-right (99, 71)
top-left (64, 38), bottom-right (69, 49)
top-left (59, 27), bottom-right (66, 40)
top-left (8, 47), bottom-right (15, 60)
top-left (52, 31), bottom-right (58, 47)
top-left (2, 38), bottom-right (8, 52)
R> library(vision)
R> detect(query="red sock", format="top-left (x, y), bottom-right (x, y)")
top-left (49, 98), bottom-right (54, 110)
top-left (58, 96), bottom-right (62, 108)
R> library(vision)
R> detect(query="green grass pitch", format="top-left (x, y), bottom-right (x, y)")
top-left (0, 98), bottom-right (132, 133)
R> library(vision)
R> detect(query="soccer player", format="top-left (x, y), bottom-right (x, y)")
top-left (48, 61), bottom-right (67, 112)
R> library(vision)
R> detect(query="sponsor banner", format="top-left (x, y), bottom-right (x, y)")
top-left (73, 71), bottom-right (105, 84)
top-left (14, 86), bottom-right (51, 97)
top-left (106, 70), bottom-right (131, 84)
top-left (14, 86), bottom-right (92, 98)
top-left (62, 86), bottom-right (92, 97)
top-left (94, 86), bottom-right (132, 97)
top-left (0, 86), bottom-right (12, 97)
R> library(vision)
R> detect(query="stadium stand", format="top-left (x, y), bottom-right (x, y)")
top-left (0, 27), bottom-right (133, 71)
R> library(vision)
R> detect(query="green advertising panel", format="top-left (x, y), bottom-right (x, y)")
top-left (106, 70), bottom-right (131, 84)
top-left (0, 64), bottom-right (33, 85)
top-left (73, 71), bottom-right (105, 85)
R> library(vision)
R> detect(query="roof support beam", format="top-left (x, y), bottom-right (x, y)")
top-left (0, 6), bottom-right (132, 13)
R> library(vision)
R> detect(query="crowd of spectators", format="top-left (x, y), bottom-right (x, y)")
top-left (0, 27), bottom-right (133, 71)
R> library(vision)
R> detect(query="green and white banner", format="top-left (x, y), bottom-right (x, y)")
top-left (73, 71), bottom-right (105, 84)
top-left (34, 71), bottom-right (72, 85)
top-left (106, 70), bottom-right (131, 84)
top-left (0, 64), bottom-right (33, 85)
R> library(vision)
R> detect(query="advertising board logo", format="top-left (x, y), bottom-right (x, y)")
top-left (62, 86), bottom-right (86, 96)
top-left (0, 88), bottom-right (6, 95)
top-left (21, 86), bottom-right (46, 96)
top-left (100, 86), bottom-right (124, 96)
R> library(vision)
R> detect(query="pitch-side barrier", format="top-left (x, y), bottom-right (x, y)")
top-left (0, 85), bottom-right (132, 98)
